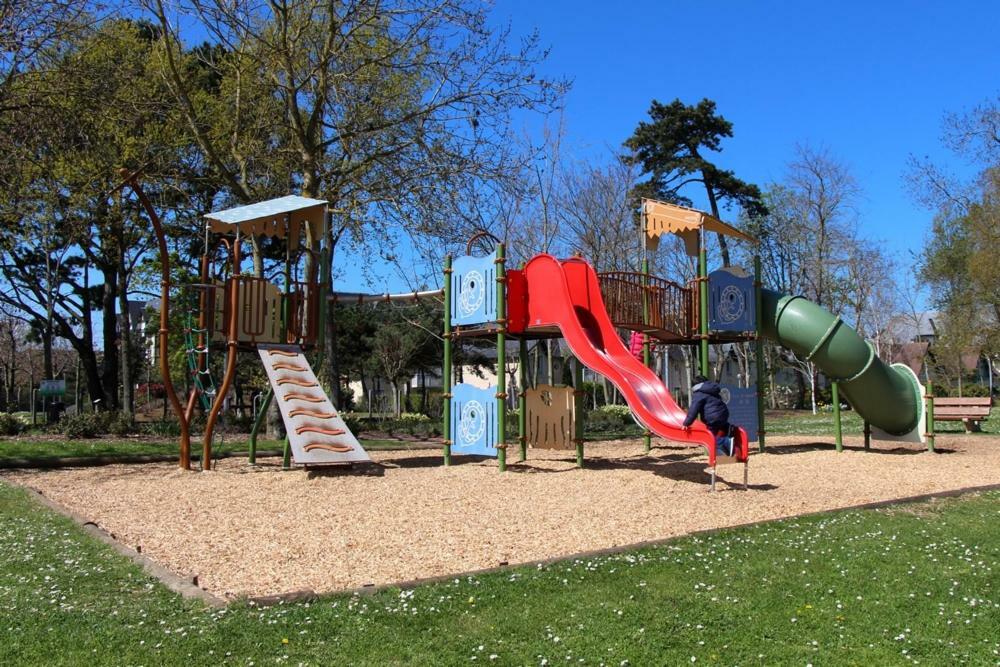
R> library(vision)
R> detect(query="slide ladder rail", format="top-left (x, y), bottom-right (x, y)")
top-left (597, 271), bottom-right (694, 340)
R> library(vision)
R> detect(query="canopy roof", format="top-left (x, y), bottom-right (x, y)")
top-left (642, 198), bottom-right (756, 255)
top-left (204, 195), bottom-right (327, 248)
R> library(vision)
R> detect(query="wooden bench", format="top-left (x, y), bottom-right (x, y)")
top-left (932, 397), bottom-right (993, 432)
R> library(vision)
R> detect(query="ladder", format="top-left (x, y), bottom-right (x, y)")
top-left (184, 312), bottom-right (217, 411)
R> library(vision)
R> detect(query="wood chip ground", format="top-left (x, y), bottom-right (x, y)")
top-left (4, 434), bottom-right (1000, 600)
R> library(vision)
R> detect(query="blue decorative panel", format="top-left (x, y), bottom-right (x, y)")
top-left (450, 383), bottom-right (498, 457)
top-left (708, 267), bottom-right (755, 332)
top-left (720, 384), bottom-right (759, 442)
top-left (451, 252), bottom-right (497, 327)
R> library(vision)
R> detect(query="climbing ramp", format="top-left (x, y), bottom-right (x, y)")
top-left (257, 344), bottom-right (370, 466)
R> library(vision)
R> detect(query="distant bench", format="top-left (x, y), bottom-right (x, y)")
top-left (932, 397), bottom-right (993, 432)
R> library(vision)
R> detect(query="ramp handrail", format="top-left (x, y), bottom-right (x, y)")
top-left (597, 271), bottom-right (694, 340)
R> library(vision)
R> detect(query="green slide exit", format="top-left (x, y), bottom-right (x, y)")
top-left (760, 289), bottom-right (922, 437)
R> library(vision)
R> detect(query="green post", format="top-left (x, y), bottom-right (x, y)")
top-left (248, 387), bottom-right (273, 464)
top-left (443, 255), bottom-right (453, 466)
top-left (925, 381), bottom-right (935, 453)
top-left (519, 338), bottom-right (528, 461)
top-left (641, 257), bottom-right (652, 453)
top-left (832, 381), bottom-right (843, 452)
top-left (313, 220), bottom-right (331, 373)
top-left (281, 220), bottom-right (292, 471)
top-left (754, 255), bottom-right (766, 453)
top-left (573, 355), bottom-right (584, 468)
top-left (863, 420), bottom-right (871, 450)
top-left (698, 233), bottom-right (709, 377)
top-left (496, 243), bottom-right (507, 472)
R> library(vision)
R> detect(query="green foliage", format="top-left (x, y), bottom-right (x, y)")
top-left (59, 413), bottom-right (106, 439)
top-left (586, 403), bottom-right (635, 432)
top-left (625, 98), bottom-right (766, 218)
top-left (107, 413), bottom-right (134, 437)
top-left (342, 416), bottom-right (365, 437)
top-left (0, 413), bottom-right (24, 436)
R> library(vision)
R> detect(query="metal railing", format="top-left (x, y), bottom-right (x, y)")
top-left (597, 271), bottom-right (694, 340)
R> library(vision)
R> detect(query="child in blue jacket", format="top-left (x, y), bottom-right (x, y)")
top-left (682, 374), bottom-right (734, 457)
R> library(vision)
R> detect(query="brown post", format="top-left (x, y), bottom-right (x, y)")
top-left (119, 170), bottom-right (192, 469)
top-left (203, 230), bottom-right (242, 470)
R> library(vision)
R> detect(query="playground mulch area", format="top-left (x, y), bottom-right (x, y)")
top-left (3, 433), bottom-right (1000, 600)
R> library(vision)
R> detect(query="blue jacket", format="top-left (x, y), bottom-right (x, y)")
top-left (682, 381), bottom-right (730, 431)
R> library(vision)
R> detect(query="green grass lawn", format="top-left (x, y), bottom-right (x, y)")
top-left (1, 480), bottom-right (998, 665)
top-left (765, 408), bottom-right (1000, 437)
top-left (0, 436), bottom-right (433, 462)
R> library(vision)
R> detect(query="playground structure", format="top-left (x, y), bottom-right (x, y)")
top-left (118, 165), bottom-right (932, 482)
top-left (442, 199), bottom-right (932, 485)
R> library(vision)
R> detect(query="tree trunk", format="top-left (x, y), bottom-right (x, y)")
top-left (100, 269), bottom-right (119, 410)
top-left (809, 363), bottom-right (818, 415)
top-left (118, 271), bottom-right (134, 417)
top-left (702, 176), bottom-right (731, 267)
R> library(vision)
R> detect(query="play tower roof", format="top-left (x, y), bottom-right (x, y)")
top-left (642, 198), bottom-right (756, 254)
top-left (204, 195), bottom-right (327, 248)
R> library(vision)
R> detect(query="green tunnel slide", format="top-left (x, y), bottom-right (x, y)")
top-left (760, 289), bottom-right (923, 437)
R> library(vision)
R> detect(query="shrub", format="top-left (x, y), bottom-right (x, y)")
top-left (586, 404), bottom-right (635, 432)
top-left (398, 412), bottom-right (431, 435)
top-left (961, 383), bottom-right (991, 398)
top-left (0, 412), bottom-right (24, 436)
top-left (60, 413), bottom-right (103, 439)
top-left (108, 413), bottom-right (134, 437)
top-left (343, 416), bottom-right (365, 437)
top-left (142, 420), bottom-right (181, 437)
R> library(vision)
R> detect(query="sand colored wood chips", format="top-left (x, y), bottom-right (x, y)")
top-left (3, 434), bottom-right (1000, 600)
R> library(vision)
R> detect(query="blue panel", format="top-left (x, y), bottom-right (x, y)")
top-left (450, 383), bottom-right (498, 457)
top-left (709, 267), bottom-right (756, 332)
top-left (721, 384), bottom-right (759, 442)
top-left (451, 252), bottom-right (497, 327)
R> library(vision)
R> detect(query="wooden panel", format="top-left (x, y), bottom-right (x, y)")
top-left (525, 385), bottom-right (575, 450)
top-left (932, 398), bottom-right (992, 406)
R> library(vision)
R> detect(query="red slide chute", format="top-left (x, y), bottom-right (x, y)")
top-left (509, 254), bottom-right (748, 466)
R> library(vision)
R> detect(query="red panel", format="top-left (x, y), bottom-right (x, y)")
top-left (505, 269), bottom-right (528, 333)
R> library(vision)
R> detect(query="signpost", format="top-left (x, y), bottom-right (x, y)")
top-left (39, 379), bottom-right (67, 397)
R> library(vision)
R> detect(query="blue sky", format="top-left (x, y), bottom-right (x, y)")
top-left (342, 0), bottom-right (998, 295)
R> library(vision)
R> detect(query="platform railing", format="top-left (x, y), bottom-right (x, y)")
top-left (597, 271), bottom-right (694, 340)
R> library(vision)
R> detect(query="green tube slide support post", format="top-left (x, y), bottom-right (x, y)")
top-left (641, 257), bottom-right (652, 453)
top-left (925, 381), bottom-right (935, 453)
top-left (248, 387), bottom-right (273, 464)
top-left (698, 237), bottom-right (709, 377)
top-left (574, 355), bottom-right (584, 468)
top-left (832, 381), bottom-right (843, 452)
top-left (281, 235), bottom-right (292, 471)
top-left (519, 338), bottom-right (528, 462)
top-left (496, 243), bottom-right (507, 473)
top-left (442, 255), bottom-right (452, 466)
top-left (754, 255), bottom-right (766, 453)
top-left (760, 289), bottom-right (922, 440)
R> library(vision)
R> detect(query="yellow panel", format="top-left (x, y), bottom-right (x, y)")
top-left (525, 384), bottom-right (575, 450)
top-left (642, 198), bottom-right (756, 255)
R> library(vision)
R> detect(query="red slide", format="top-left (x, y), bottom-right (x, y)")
top-left (514, 254), bottom-right (747, 466)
